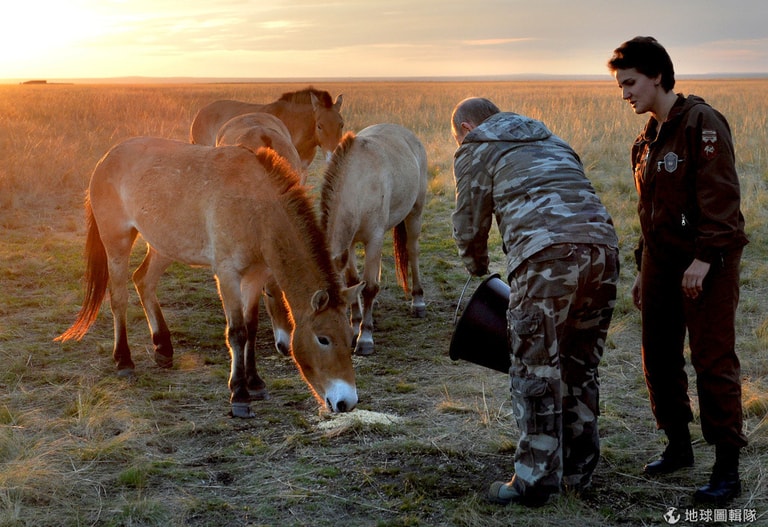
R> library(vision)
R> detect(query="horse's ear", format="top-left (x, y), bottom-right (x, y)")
top-left (311, 289), bottom-right (330, 312)
top-left (333, 94), bottom-right (343, 110)
top-left (341, 281), bottom-right (365, 306)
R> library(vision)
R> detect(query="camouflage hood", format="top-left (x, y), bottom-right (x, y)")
top-left (463, 112), bottom-right (553, 144)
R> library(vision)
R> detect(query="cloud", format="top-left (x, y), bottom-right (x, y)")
top-left (463, 38), bottom-right (537, 47)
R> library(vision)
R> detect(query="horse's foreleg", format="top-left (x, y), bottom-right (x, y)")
top-left (132, 247), bottom-right (174, 368)
top-left (242, 272), bottom-right (269, 401)
top-left (405, 212), bottom-right (426, 318)
top-left (216, 271), bottom-right (255, 418)
top-left (263, 275), bottom-right (293, 356)
top-left (344, 250), bottom-right (363, 345)
top-left (354, 240), bottom-right (382, 356)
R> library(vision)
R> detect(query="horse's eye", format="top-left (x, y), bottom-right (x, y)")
top-left (317, 336), bottom-right (331, 347)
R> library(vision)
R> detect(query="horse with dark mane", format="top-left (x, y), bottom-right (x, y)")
top-left (56, 138), bottom-right (362, 417)
top-left (190, 87), bottom-right (344, 170)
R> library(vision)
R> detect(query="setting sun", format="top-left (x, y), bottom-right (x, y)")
top-left (1, 2), bottom-right (113, 71)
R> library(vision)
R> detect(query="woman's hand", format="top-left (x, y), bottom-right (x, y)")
top-left (682, 258), bottom-right (711, 300)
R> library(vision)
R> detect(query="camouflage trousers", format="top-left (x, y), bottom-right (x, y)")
top-left (506, 243), bottom-right (619, 497)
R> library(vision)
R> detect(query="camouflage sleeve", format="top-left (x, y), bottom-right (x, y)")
top-left (452, 146), bottom-right (492, 276)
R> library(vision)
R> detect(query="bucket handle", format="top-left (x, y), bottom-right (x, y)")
top-left (452, 274), bottom-right (474, 327)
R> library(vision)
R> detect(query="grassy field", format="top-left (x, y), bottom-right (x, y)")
top-left (0, 79), bottom-right (766, 526)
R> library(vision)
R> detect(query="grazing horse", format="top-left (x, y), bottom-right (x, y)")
top-left (190, 87), bottom-right (344, 170)
top-left (216, 112), bottom-right (303, 177)
top-left (56, 138), bottom-right (363, 417)
top-left (319, 123), bottom-right (428, 356)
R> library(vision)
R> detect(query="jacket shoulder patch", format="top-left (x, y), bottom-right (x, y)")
top-left (702, 129), bottom-right (718, 160)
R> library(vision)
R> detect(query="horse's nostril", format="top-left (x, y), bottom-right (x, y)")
top-left (336, 400), bottom-right (347, 413)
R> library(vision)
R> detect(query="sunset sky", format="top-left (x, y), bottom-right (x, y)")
top-left (2, 0), bottom-right (766, 81)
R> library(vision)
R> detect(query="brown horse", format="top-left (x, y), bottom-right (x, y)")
top-left (320, 123), bottom-right (428, 356)
top-left (190, 87), bottom-right (344, 170)
top-left (216, 112), bottom-right (303, 177)
top-left (56, 138), bottom-right (363, 417)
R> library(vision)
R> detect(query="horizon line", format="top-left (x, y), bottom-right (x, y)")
top-left (4, 72), bottom-right (768, 85)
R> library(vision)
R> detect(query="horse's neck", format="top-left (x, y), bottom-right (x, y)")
top-left (268, 103), bottom-right (317, 162)
top-left (260, 211), bottom-right (327, 312)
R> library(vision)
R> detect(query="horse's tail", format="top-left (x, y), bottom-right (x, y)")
top-left (55, 195), bottom-right (109, 342)
top-left (392, 221), bottom-right (410, 295)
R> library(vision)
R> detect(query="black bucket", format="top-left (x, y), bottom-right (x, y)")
top-left (449, 274), bottom-right (511, 373)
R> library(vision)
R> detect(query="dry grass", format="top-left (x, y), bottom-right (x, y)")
top-left (0, 79), bottom-right (766, 526)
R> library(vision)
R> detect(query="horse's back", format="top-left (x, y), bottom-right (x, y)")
top-left (355, 123), bottom-right (427, 206)
top-left (217, 112), bottom-right (291, 141)
top-left (216, 112), bottom-right (302, 171)
top-left (327, 124), bottom-right (426, 235)
top-left (190, 100), bottom-right (264, 145)
top-left (89, 137), bottom-right (272, 265)
top-left (357, 123), bottom-right (427, 179)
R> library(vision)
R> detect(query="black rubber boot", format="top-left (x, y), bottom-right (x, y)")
top-left (694, 444), bottom-right (741, 505)
top-left (644, 426), bottom-right (694, 476)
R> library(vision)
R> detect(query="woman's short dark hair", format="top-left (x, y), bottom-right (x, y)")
top-left (607, 36), bottom-right (676, 91)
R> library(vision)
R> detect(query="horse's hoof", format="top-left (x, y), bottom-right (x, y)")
top-left (154, 352), bottom-right (173, 369)
top-left (412, 304), bottom-right (427, 318)
top-left (230, 402), bottom-right (256, 418)
top-left (249, 387), bottom-right (271, 401)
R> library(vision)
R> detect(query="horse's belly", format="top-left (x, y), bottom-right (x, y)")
top-left (133, 219), bottom-right (214, 267)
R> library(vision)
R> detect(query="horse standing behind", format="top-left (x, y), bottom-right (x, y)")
top-left (216, 112), bottom-right (303, 176)
top-left (190, 87), bottom-right (344, 170)
top-left (319, 123), bottom-right (428, 356)
top-left (215, 112), bottom-right (302, 354)
top-left (56, 138), bottom-right (363, 417)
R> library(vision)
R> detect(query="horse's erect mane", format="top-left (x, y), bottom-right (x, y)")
top-left (278, 87), bottom-right (334, 108)
top-left (254, 147), bottom-right (342, 304)
top-left (319, 131), bottom-right (357, 231)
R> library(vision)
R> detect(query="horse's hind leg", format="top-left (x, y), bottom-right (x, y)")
top-left (132, 246), bottom-right (174, 368)
top-left (404, 210), bottom-right (426, 318)
top-left (216, 269), bottom-right (256, 418)
top-left (104, 230), bottom-right (139, 376)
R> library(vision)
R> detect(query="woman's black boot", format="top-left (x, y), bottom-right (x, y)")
top-left (644, 426), bottom-right (694, 476)
top-left (694, 443), bottom-right (741, 505)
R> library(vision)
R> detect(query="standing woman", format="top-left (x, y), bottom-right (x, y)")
top-left (607, 36), bottom-right (748, 505)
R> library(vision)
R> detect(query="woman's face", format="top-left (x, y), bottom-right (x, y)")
top-left (614, 67), bottom-right (662, 115)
